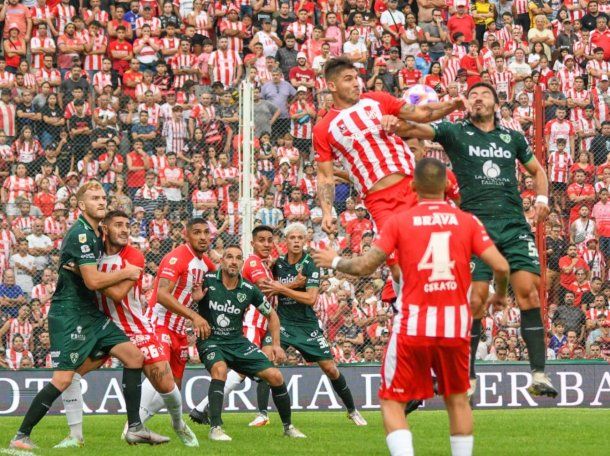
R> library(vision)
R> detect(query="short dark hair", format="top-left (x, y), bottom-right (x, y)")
top-left (103, 210), bottom-right (130, 224)
top-left (252, 225), bottom-right (274, 238)
top-left (324, 57), bottom-right (356, 82)
top-left (186, 218), bottom-right (207, 230)
top-left (224, 244), bottom-right (243, 253)
top-left (466, 82), bottom-right (499, 104)
top-left (414, 158), bottom-right (447, 195)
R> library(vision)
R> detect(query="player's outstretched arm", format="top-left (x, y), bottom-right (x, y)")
top-left (523, 156), bottom-right (550, 222)
top-left (77, 262), bottom-right (142, 291)
top-left (398, 98), bottom-right (465, 124)
top-left (317, 160), bottom-right (336, 234)
top-left (394, 120), bottom-right (436, 140)
top-left (479, 245), bottom-right (510, 310)
top-left (311, 247), bottom-right (387, 277)
top-left (259, 280), bottom-right (319, 306)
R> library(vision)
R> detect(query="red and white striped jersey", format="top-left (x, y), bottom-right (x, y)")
top-left (586, 307), bottom-right (609, 321)
top-left (219, 19), bottom-right (245, 53)
top-left (31, 283), bottom-right (55, 314)
top-left (313, 91), bottom-right (415, 196)
top-left (77, 159), bottom-right (99, 185)
top-left (192, 189), bottom-right (217, 212)
top-left (300, 175), bottom-right (317, 198)
top-left (573, 40), bottom-right (592, 68)
top-left (0, 228), bottom-right (16, 257)
top-left (208, 49), bottom-right (242, 88)
top-left (557, 67), bottom-right (582, 92)
top-left (221, 200), bottom-right (241, 235)
top-left (6, 349), bottom-right (33, 370)
top-left (2, 176), bottom-right (35, 203)
top-left (83, 8), bottom-right (109, 25)
top-left (135, 16), bottom-right (162, 34)
top-left (581, 248), bottom-right (605, 278)
top-left (135, 82), bottom-right (160, 101)
top-left (52, 4), bottom-right (76, 35)
top-left (513, 0), bottom-right (528, 14)
top-left (576, 116), bottom-right (597, 151)
top-left (6, 318), bottom-right (33, 349)
top-left (148, 244), bottom-right (216, 334)
top-left (150, 154), bottom-right (169, 176)
top-left (171, 53), bottom-right (199, 88)
top-left (134, 185), bottom-right (165, 201)
top-left (97, 153), bottom-right (123, 185)
top-left (193, 11), bottom-right (211, 36)
top-left (36, 67), bottom-right (62, 90)
top-left (64, 100), bottom-right (92, 120)
top-left (290, 100), bottom-right (315, 139)
top-left (30, 37), bottom-right (56, 69)
top-left (149, 218), bottom-right (171, 240)
top-left (83, 32), bottom-right (108, 71)
top-left (499, 116), bottom-right (524, 133)
top-left (160, 36), bottom-right (180, 62)
top-left (191, 104), bottom-right (216, 124)
top-left (490, 70), bottom-right (513, 99)
top-left (242, 253), bottom-right (272, 331)
top-left (12, 140), bottom-right (42, 164)
top-left (493, 307), bottom-right (521, 338)
top-left (12, 216), bottom-right (35, 236)
top-left (97, 245), bottom-right (155, 336)
top-left (44, 216), bottom-right (65, 248)
top-left (441, 94), bottom-right (466, 123)
top-left (213, 166), bottom-right (239, 202)
top-left (591, 87), bottom-right (610, 123)
top-left (544, 118), bottom-right (575, 152)
top-left (137, 102), bottom-right (162, 126)
top-left (566, 88), bottom-right (590, 121)
top-left (315, 291), bottom-right (338, 331)
top-left (285, 22), bottom-right (314, 50)
top-left (547, 151), bottom-right (573, 183)
top-left (0, 101), bottom-right (15, 137)
top-left (161, 118), bottom-right (188, 154)
top-left (92, 71), bottom-right (116, 93)
top-left (586, 60), bottom-right (609, 88)
top-left (30, 5), bottom-right (53, 36)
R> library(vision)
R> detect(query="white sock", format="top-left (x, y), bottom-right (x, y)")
top-left (450, 435), bottom-right (473, 456)
top-left (160, 385), bottom-right (184, 430)
top-left (386, 429), bottom-right (413, 456)
top-left (195, 370), bottom-right (243, 413)
top-left (62, 373), bottom-right (83, 441)
top-left (139, 378), bottom-right (165, 423)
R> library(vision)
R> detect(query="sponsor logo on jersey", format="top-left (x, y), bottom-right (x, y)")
top-left (468, 143), bottom-right (512, 159)
top-left (217, 314), bottom-right (230, 327)
top-left (466, 131), bottom-right (474, 136)
top-left (482, 160), bottom-right (502, 178)
top-left (79, 234), bottom-right (87, 243)
top-left (209, 299), bottom-right (242, 315)
top-left (237, 292), bottom-right (246, 303)
top-left (70, 325), bottom-right (86, 341)
top-left (413, 213), bottom-right (459, 227)
top-left (81, 245), bottom-right (90, 253)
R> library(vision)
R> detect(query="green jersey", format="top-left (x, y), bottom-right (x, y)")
top-left (432, 120), bottom-right (534, 219)
top-left (51, 215), bottom-right (104, 315)
top-left (197, 271), bottom-right (271, 342)
top-left (272, 253), bottom-right (320, 326)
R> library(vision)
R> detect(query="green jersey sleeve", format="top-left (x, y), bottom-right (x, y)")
top-left (432, 121), bottom-right (459, 156)
top-left (514, 130), bottom-right (535, 165)
top-left (303, 256), bottom-right (320, 289)
top-left (67, 230), bottom-right (99, 266)
top-left (252, 286), bottom-right (272, 317)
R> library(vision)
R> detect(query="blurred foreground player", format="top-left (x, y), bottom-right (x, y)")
top-left (312, 159), bottom-right (510, 456)
top-left (10, 182), bottom-right (156, 450)
top-left (57, 211), bottom-right (197, 447)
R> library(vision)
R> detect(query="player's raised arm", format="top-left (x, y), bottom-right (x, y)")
top-left (157, 277), bottom-right (211, 338)
top-left (317, 160), bottom-right (336, 234)
top-left (259, 279), bottom-right (319, 306)
top-left (398, 98), bottom-right (466, 124)
top-left (394, 120), bottom-right (437, 140)
top-left (311, 247), bottom-right (387, 276)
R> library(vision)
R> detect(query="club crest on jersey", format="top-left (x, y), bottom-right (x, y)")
top-left (70, 352), bottom-right (79, 364)
top-left (336, 119), bottom-right (347, 134)
top-left (206, 352), bottom-right (215, 360)
top-left (249, 260), bottom-right (257, 267)
top-left (237, 292), bottom-right (247, 303)
top-left (169, 257), bottom-right (177, 265)
top-left (500, 133), bottom-right (511, 144)
top-left (78, 233), bottom-right (87, 243)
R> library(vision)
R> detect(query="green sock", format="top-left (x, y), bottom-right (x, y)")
top-left (330, 373), bottom-right (355, 413)
top-left (18, 382), bottom-right (62, 436)
top-left (122, 368), bottom-right (143, 429)
top-left (270, 383), bottom-right (291, 427)
top-left (470, 319), bottom-right (482, 379)
top-left (257, 381), bottom-right (270, 415)
top-left (208, 379), bottom-right (225, 428)
top-left (521, 309), bottom-right (546, 373)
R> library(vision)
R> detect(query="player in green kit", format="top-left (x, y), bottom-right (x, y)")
top-left (260, 223), bottom-right (368, 426)
top-left (9, 181), bottom-right (165, 451)
top-left (195, 245), bottom-right (306, 441)
top-left (395, 82), bottom-right (558, 398)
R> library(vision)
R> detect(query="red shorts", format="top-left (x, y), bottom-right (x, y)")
top-left (243, 325), bottom-right (267, 348)
top-left (155, 326), bottom-right (189, 380)
top-left (128, 332), bottom-right (168, 366)
top-left (379, 333), bottom-right (470, 402)
top-left (364, 177), bottom-right (417, 265)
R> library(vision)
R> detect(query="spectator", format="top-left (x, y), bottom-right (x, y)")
top-left (553, 292), bottom-right (587, 341)
top-left (261, 68), bottom-right (296, 138)
top-left (25, 219), bottom-right (52, 279)
top-left (0, 269), bottom-right (26, 318)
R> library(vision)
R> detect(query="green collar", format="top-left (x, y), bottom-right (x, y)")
top-left (77, 215), bottom-right (95, 232)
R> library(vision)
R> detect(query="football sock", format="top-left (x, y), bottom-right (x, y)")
top-left (257, 381), bottom-right (270, 415)
top-left (194, 370), bottom-right (242, 413)
top-left (386, 429), bottom-right (413, 456)
top-left (208, 379), bottom-right (225, 428)
top-left (139, 378), bottom-right (164, 423)
top-left (160, 385), bottom-right (184, 430)
top-left (270, 383), bottom-right (291, 427)
top-left (469, 319), bottom-right (482, 379)
top-left (122, 368), bottom-right (143, 430)
top-left (330, 373), bottom-right (356, 413)
top-left (450, 435), bottom-right (474, 456)
top-left (520, 309), bottom-right (546, 373)
top-left (18, 382), bottom-right (62, 436)
top-left (61, 373), bottom-right (84, 440)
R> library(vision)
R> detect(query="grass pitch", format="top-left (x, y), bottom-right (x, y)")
top-left (0, 409), bottom-right (608, 455)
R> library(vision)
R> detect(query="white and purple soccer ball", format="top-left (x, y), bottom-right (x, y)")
top-left (403, 84), bottom-right (439, 106)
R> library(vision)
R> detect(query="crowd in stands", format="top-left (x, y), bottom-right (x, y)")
top-left (0, 0), bottom-right (610, 370)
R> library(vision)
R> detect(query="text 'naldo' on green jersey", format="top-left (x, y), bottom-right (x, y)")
top-left (432, 120), bottom-right (535, 220)
top-left (272, 253), bottom-right (320, 326)
top-left (51, 215), bottom-right (104, 316)
top-left (196, 271), bottom-right (271, 342)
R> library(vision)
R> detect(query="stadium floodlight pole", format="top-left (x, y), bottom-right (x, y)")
top-left (239, 79), bottom-right (254, 256)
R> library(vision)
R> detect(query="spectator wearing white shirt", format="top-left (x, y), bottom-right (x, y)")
top-left (9, 240), bottom-right (36, 295)
top-left (26, 219), bottom-right (53, 278)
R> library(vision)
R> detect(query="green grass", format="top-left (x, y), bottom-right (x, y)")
top-left (1, 409), bottom-right (608, 455)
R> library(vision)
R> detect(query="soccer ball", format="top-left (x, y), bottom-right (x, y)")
top-left (403, 84), bottom-right (439, 105)
top-left (482, 160), bottom-right (501, 178)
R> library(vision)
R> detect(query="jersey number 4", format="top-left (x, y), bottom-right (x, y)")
top-left (417, 231), bottom-right (456, 281)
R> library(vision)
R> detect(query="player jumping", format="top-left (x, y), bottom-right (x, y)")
top-left (55, 210), bottom-right (198, 447)
top-left (194, 245), bottom-right (306, 441)
top-left (395, 82), bottom-right (558, 398)
top-left (259, 222), bottom-right (367, 426)
top-left (138, 219), bottom-right (215, 424)
top-left (312, 158), bottom-right (510, 456)
top-left (10, 182), bottom-right (159, 450)
top-left (190, 225), bottom-right (279, 427)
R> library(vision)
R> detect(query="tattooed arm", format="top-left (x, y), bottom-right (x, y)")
top-left (398, 99), bottom-right (465, 124)
top-left (317, 160), bottom-right (337, 234)
top-left (311, 247), bottom-right (387, 276)
top-left (157, 277), bottom-right (211, 338)
top-left (394, 120), bottom-right (436, 140)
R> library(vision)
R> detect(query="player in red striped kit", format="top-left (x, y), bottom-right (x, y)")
top-left (312, 159), bottom-right (510, 456)
top-left (190, 225), bottom-right (280, 428)
top-left (55, 211), bottom-right (198, 448)
top-left (139, 218), bottom-right (215, 424)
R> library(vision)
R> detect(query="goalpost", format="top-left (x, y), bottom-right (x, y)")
top-left (239, 80), bottom-right (255, 256)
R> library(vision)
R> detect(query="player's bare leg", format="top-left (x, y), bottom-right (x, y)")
top-left (190, 369), bottom-right (245, 425)
top-left (444, 393), bottom-right (474, 456)
top-left (256, 367), bottom-right (305, 438)
top-left (467, 281), bottom-right (489, 397)
top-left (381, 399), bottom-right (413, 456)
top-left (249, 344), bottom-right (274, 427)
top-left (318, 359), bottom-right (367, 425)
top-left (207, 361), bottom-right (232, 441)
top-left (510, 271), bottom-right (558, 397)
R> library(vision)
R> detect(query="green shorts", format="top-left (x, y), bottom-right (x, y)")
top-left (280, 323), bottom-right (332, 362)
top-left (471, 218), bottom-right (541, 282)
top-left (49, 307), bottom-right (129, 370)
top-left (197, 337), bottom-right (274, 378)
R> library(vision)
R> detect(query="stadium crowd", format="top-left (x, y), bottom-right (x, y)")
top-left (0, 0), bottom-right (610, 370)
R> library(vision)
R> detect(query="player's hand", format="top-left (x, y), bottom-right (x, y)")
top-left (268, 345), bottom-right (286, 365)
top-left (486, 293), bottom-right (508, 313)
top-left (63, 261), bottom-right (82, 277)
top-left (191, 314), bottom-right (211, 339)
top-left (123, 260), bottom-right (143, 281)
top-left (454, 97), bottom-right (468, 112)
top-left (293, 272), bottom-right (307, 289)
top-left (321, 213), bottom-right (336, 234)
top-left (191, 282), bottom-right (207, 302)
top-left (380, 115), bottom-right (399, 134)
top-left (534, 201), bottom-right (550, 223)
top-left (259, 279), bottom-right (283, 296)
top-left (311, 248), bottom-right (338, 269)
